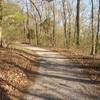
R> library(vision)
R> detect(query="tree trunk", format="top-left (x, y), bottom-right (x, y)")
top-left (30, 0), bottom-right (41, 45)
top-left (26, 0), bottom-right (31, 44)
top-left (91, 0), bottom-right (96, 55)
top-left (66, 1), bottom-right (72, 48)
top-left (68, 16), bottom-right (71, 48)
top-left (0, 0), bottom-right (2, 47)
top-left (76, 0), bottom-right (80, 46)
top-left (0, 27), bottom-right (2, 46)
top-left (95, 0), bottom-right (100, 54)
top-left (35, 20), bottom-right (39, 46)
top-left (62, 0), bottom-right (67, 47)
top-left (52, 1), bottom-right (56, 47)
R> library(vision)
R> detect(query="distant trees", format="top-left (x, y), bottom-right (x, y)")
top-left (30, 0), bottom-right (42, 45)
top-left (40, 17), bottom-right (53, 46)
top-left (26, 0), bottom-right (100, 54)
top-left (1, 0), bottom-right (100, 55)
top-left (2, 2), bottom-right (26, 46)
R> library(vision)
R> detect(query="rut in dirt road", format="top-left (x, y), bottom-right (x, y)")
top-left (21, 46), bottom-right (100, 100)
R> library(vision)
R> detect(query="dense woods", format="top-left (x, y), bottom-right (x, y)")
top-left (0, 0), bottom-right (99, 55)
top-left (0, 0), bottom-right (100, 100)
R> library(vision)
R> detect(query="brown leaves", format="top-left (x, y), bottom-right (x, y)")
top-left (0, 48), bottom-right (38, 99)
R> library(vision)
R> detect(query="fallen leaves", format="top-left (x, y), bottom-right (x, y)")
top-left (0, 47), bottom-right (39, 99)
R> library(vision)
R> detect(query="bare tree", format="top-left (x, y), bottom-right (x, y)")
top-left (76, 0), bottom-right (80, 46)
top-left (34, 16), bottom-right (39, 45)
top-left (0, 0), bottom-right (2, 47)
top-left (52, 1), bottom-right (56, 47)
top-left (30, 0), bottom-right (41, 21)
top-left (26, 0), bottom-right (31, 43)
top-left (95, 0), bottom-right (100, 53)
top-left (30, 0), bottom-right (42, 45)
top-left (91, 0), bottom-right (96, 55)
top-left (67, 1), bottom-right (73, 48)
top-left (62, 0), bottom-right (67, 47)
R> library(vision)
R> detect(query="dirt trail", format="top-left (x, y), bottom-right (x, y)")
top-left (21, 46), bottom-right (100, 100)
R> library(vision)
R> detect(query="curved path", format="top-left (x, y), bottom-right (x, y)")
top-left (21, 46), bottom-right (100, 100)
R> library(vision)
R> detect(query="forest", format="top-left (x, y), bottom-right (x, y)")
top-left (0, 0), bottom-right (100, 100)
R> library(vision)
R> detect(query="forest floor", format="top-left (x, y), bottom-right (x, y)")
top-left (0, 47), bottom-right (39, 100)
top-left (0, 44), bottom-right (100, 100)
top-left (50, 48), bottom-right (100, 69)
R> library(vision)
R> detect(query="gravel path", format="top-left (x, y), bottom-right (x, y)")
top-left (21, 46), bottom-right (100, 100)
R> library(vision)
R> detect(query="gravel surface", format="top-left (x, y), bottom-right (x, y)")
top-left (21, 46), bottom-right (100, 100)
